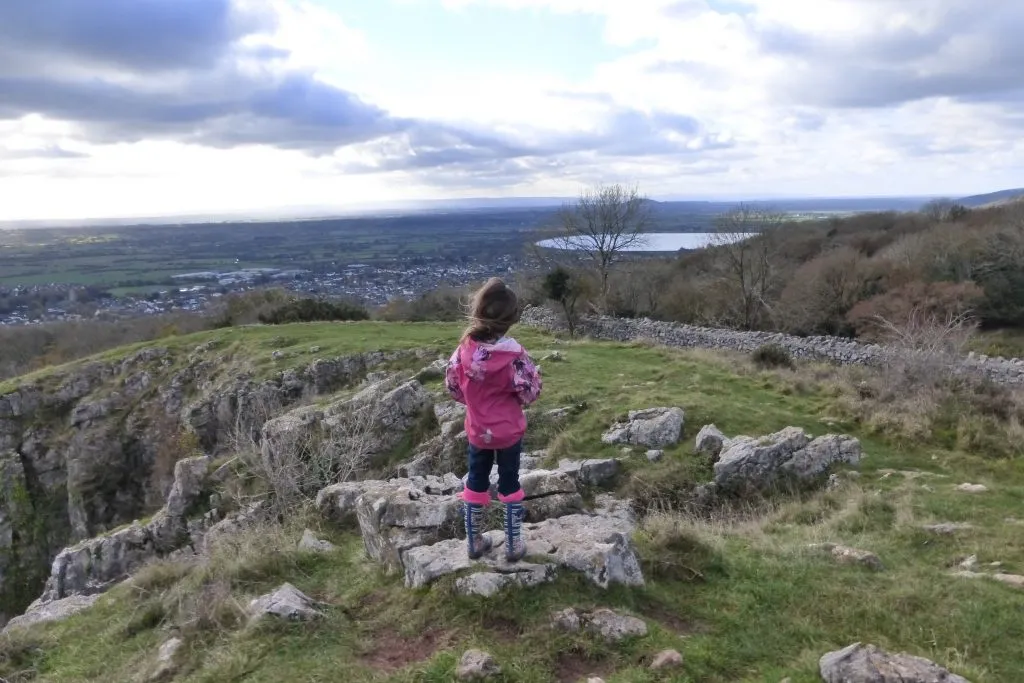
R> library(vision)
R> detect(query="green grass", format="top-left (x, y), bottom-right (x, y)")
top-left (2, 323), bottom-right (1023, 682)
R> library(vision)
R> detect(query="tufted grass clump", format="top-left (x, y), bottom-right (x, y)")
top-left (752, 343), bottom-right (794, 369)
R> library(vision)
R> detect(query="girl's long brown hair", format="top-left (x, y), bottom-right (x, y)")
top-left (462, 277), bottom-right (520, 342)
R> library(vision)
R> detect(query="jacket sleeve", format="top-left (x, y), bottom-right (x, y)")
top-left (511, 349), bottom-right (542, 406)
top-left (445, 349), bottom-right (466, 404)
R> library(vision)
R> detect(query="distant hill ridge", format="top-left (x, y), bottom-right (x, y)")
top-left (958, 188), bottom-right (1024, 207)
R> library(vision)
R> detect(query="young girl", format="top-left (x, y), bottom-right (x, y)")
top-left (445, 278), bottom-right (542, 562)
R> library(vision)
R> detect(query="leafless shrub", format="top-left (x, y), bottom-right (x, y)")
top-left (874, 308), bottom-right (978, 359)
top-left (228, 393), bottom-right (386, 514)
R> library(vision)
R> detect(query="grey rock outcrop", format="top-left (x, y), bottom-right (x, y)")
top-left (316, 474), bottom-right (461, 527)
top-left (248, 583), bottom-right (323, 625)
top-left (819, 643), bottom-right (971, 682)
top-left (356, 482), bottom-right (463, 574)
top-left (1, 593), bottom-right (100, 633)
top-left (35, 457), bottom-right (211, 605)
top-left (602, 407), bottom-right (684, 448)
top-left (713, 427), bottom-right (861, 493)
top-left (1, 346), bottom-right (426, 619)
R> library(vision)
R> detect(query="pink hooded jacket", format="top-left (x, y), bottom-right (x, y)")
top-left (445, 336), bottom-right (542, 449)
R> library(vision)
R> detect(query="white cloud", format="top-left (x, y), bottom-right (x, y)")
top-left (1, 0), bottom-right (1023, 220)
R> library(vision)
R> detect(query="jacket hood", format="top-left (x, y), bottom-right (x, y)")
top-left (460, 336), bottom-right (523, 372)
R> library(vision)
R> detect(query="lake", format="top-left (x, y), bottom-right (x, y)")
top-left (536, 232), bottom-right (753, 253)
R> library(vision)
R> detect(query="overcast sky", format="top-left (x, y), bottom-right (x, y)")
top-left (1, 0), bottom-right (1022, 220)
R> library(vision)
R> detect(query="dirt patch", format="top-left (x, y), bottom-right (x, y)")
top-left (554, 650), bottom-right (614, 683)
top-left (636, 599), bottom-right (709, 636)
top-left (360, 628), bottom-right (454, 673)
top-left (481, 613), bottom-right (523, 643)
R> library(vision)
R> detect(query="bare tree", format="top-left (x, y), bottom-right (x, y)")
top-left (553, 183), bottom-right (651, 312)
top-left (921, 198), bottom-right (968, 223)
top-left (709, 204), bottom-right (786, 329)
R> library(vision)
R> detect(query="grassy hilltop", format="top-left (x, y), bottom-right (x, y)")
top-left (2, 321), bottom-right (1023, 683)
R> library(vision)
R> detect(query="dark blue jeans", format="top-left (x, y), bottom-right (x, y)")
top-left (465, 440), bottom-right (522, 498)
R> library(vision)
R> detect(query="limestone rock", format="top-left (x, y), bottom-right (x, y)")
top-left (298, 529), bottom-right (336, 553)
top-left (401, 496), bottom-right (643, 590)
top-left (36, 457), bottom-right (211, 604)
top-left (316, 474), bottom-right (461, 527)
top-left (554, 458), bottom-right (621, 488)
top-left (551, 607), bottom-right (582, 632)
top-left (601, 407), bottom-right (685, 448)
top-left (1, 594), bottom-right (101, 633)
top-left (434, 401), bottom-right (466, 426)
top-left (552, 607), bottom-right (647, 643)
top-left (456, 649), bottom-right (500, 680)
top-left (148, 637), bottom-right (184, 682)
top-left (695, 424), bottom-right (727, 459)
top-left (819, 643), bottom-right (971, 682)
top-left (454, 563), bottom-right (558, 597)
top-left (248, 583), bottom-right (323, 625)
top-left (646, 449), bottom-right (664, 462)
top-left (356, 483), bottom-right (462, 574)
top-left (922, 523), bottom-right (973, 535)
top-left (812, 543), bottom-right (884, 572)
top-left (585, 608), bottom-right (648, 642)
top-left (955, 483), bottom-right (988, 493)
top-left (713, 428), bottom-right (860, 493)
top-left (952, 570), bottom-right (1024, 589)
top-left (650, 649), bottom-right (684, 670)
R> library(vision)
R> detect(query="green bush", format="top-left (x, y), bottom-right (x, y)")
top-left (258, 298), bottom-right (369, 325)
top-left (752, 343), bottom-right (793, 369)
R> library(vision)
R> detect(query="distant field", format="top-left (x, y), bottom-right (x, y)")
top-left (0, 209), bottom-right (546, 288)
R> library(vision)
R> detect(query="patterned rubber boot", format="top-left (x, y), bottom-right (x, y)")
top-left (503, 501), bottom-right (527, 563)
top-left (463, 501), bottom-right (492, 560)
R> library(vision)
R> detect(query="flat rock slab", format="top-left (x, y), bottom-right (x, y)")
top-left (402, 496), bottom-right (643, 589)
top-left (922, 523), bottom-right (974, 535)
top-left (2, 593), bottom-right (101, 633)
top-left (952, 570), bottom-right (1024, 590)
top-left (955, 483), bottom-right (988, 493)
top-left (811, 543), bottom-right (884, 571)
top-left (552, 607), bottom-right (648, 643)
top-left (820, 643), bottom-right (971, 683)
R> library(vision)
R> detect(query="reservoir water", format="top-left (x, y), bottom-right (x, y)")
top-left (536, 232), bottom-right (752, 252)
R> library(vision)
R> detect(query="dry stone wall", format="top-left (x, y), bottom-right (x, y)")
top-left (519, 306), bottom-right (1024, 385)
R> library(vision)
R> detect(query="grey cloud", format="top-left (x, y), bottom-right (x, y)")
top-left (0, 0), bottom-right (271, 74)
top-left (341, 105), bottom-right (732, 181)
top-left (0, 0), bottom-right (415, 155)
top-left (756, 1), bottom-right (1024, 108)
